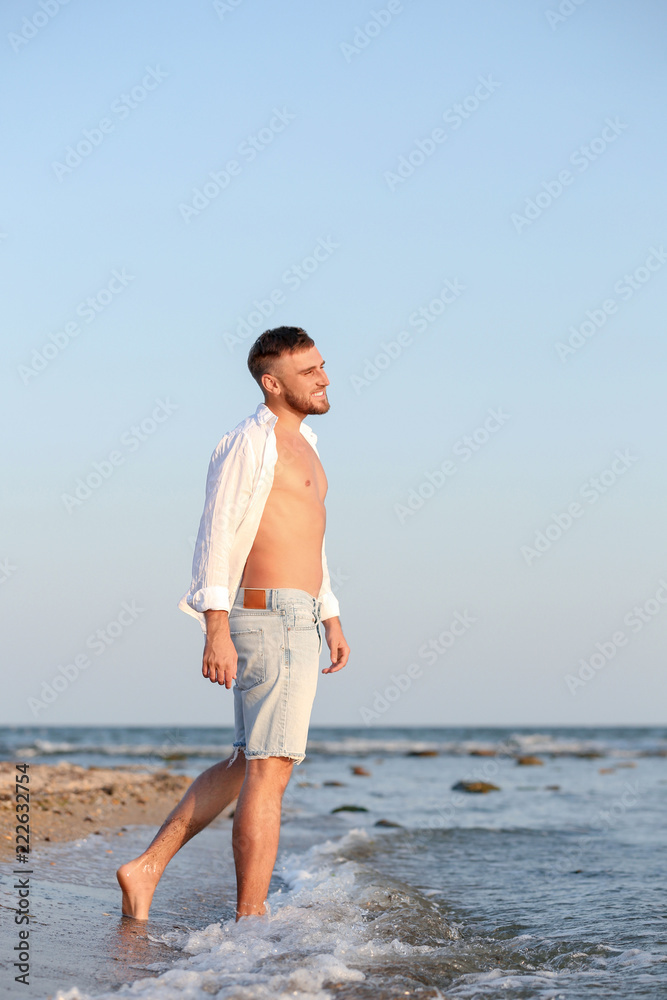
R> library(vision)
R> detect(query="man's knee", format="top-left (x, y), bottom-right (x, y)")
top-left (247, 755), bottom-right (294, 788)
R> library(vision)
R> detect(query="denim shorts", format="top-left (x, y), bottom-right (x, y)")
top-left (227, 588), bottom-right (323, 766)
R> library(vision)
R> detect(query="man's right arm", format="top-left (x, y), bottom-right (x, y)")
top-left (187, 432), bottom-right (255, 619)
top-left (187, 432), bottom-right (255, 686)
top-left (202, 610), bottom-right (238, 688)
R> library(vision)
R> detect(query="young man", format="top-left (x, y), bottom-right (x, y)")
top-left (117, 327), bottom-right (350, 921)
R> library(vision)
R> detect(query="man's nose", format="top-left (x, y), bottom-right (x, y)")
top-left (319, 371), bottom-right (330, 386)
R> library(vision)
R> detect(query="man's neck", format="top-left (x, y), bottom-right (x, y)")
top-left (263, 400), bottom-right (304, 433)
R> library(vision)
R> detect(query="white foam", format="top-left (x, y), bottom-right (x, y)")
top-left (53, 827), bottom-right (456, 1000)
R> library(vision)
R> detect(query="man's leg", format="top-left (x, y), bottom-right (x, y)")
top-left (232, 756), bottom-right (294, 919)
top-left (117, 750), bottom-right (246, 919)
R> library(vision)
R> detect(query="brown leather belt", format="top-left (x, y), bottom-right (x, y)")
top-left (242, 588), bottom-right (267, 609)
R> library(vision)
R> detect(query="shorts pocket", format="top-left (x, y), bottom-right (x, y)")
top-left (230, 628), bottom-right (265, 690)
top-left (292, 617), bottom-right (317, 632)
top-left (290, 603), bottom-right (317, 631)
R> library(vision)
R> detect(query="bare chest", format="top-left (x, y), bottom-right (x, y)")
top-left (271, 433), bottom-right (328, 502)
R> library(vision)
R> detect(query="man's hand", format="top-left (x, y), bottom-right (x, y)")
top-left (203, 610), bottom-right (237, 688)
top-left (321, 616), bottom-right (350, 674)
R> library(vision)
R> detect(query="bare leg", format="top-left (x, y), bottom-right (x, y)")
top-left (232, 756), bottom-right (294, 920)
top-left (117, 751), bottom-right (246, 919)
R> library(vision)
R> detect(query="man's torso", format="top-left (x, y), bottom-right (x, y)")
top-left (239, 424), bottom-right (327, 598)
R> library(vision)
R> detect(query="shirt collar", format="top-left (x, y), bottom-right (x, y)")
top-left (255, 402), bottom-right (276, 424)
top-left (254, 402), bottom-right (317, 442)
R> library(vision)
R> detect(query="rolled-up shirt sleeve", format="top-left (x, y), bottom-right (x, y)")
top-left (181, 432), bottom-right (255, 619)
top-left (318, 535), bottom-right (341, 621)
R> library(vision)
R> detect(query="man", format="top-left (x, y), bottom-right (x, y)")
top-left (117, 326), bottom-right (350, 921)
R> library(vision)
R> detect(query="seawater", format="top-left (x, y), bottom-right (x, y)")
top-left (0, 726), bottom-right (666, 999)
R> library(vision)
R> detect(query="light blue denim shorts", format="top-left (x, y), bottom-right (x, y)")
top-left (228, 588), bottom-right (323, 765)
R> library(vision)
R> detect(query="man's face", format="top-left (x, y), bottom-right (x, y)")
top-left (266, 346), bottom-right (330, 415)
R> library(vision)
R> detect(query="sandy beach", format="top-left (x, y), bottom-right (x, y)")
top-left (0, 761), bottom-right (204, 860)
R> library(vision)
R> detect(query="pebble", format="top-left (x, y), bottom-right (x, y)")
top-left (452, 780), bottom-right (500, 794)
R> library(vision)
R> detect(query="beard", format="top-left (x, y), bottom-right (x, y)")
top-left (281, 383), bottom-right (330, 415)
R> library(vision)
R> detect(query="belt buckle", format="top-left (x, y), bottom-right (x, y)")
top-left (243, 588), bottom-right (266, 609)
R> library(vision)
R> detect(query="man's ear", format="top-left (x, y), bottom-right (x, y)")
top-left (261, 371), bottom-right (280, 397)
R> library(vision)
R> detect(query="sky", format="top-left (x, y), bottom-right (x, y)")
top-left (2, 0), bottom-right (666, 729)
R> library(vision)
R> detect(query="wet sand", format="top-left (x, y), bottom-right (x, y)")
top-left (0, 818), bottom-right (241, 1000)
top-left (0, 761), bottom-right (202, 860)
top-left (0, 762), bottom-right (241, 999)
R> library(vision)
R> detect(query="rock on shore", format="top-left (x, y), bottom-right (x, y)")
top-left (452, 780), bottom-right (500, 794)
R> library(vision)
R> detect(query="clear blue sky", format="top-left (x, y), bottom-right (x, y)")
top-left (2, 0), bottom-right (666, 727)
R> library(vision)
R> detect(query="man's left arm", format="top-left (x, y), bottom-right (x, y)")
top-left (318, 536), bottom-right (350, 673)
top-left (321, 615), bottom-right (350, 674)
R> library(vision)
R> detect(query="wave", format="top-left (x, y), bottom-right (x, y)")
top-left (11, 732), bottom-right (667, 761)
top-left (51, 826), bottom-right (667, 1000)
top-left (13, 739), bottom-right (228, 759)
top-left (54, 828), bottom-right (459, 1000)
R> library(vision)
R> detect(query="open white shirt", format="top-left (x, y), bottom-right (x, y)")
top-left (178, 402), bottom-right (340, 632)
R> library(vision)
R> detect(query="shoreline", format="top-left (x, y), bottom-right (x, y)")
top-left (0, 761), bottom-right (217, 861)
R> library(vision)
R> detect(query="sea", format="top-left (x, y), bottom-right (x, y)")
top-left (0, 725), bottom-right (666, 1000)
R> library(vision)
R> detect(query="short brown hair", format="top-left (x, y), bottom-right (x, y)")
top-left (247, 326), bottom-right (315, 390)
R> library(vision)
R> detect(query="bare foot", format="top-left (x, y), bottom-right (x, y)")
top-left (116, 856), bottom-right (162, 920)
